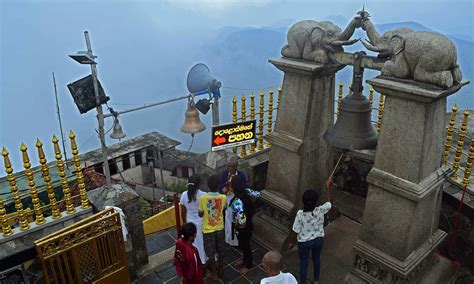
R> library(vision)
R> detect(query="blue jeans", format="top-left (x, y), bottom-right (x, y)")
top-left (297, 237), bottom-right (324, 283)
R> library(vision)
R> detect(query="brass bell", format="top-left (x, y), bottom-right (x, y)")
top-left (324, 93), bottom-right (377, 150)
top-left (181, 101), bottom-right (206, 135)
top-left (110, 117), bottom-right (126, 139)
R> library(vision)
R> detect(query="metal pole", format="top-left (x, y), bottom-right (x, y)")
top-left (212, 96), bottom-right (220, 126)
top-left (148, 160), bottom-right (156, 214)
top-left (157, 142), bottom-right (166, 201)
top-left (103, 95), bottom-right (191, 118)
top-left (84, 31), bottom-right (112, 187)
top-left (52, 72), bottom-right (69, 169)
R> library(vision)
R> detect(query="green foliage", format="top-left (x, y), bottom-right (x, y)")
top-left (164, 180), bottom-right (188, 193)
top-left (139, 196), bottom-right (152, 219)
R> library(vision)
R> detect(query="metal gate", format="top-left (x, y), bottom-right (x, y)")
top-left (35, 208), bottom-right (129, 284)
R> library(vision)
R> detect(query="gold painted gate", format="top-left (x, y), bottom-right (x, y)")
top-left (35, 208), bottom-right (129, 284)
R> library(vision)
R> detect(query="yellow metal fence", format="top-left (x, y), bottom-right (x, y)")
top-left (35, 208), bottom-right (129, 284)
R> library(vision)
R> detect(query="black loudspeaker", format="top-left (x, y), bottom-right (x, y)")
top-left (67, 75), bottom-right (110, 114)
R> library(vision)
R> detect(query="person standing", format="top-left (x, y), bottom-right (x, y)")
top-left (225, 184), bottom-right (260, 247)
top-left (198, 175), bottom-right (227, 280)
top-left (289, 189), bottom-right (331, 284)
top-left (173, 222), bottom-right (204, 284)
top-left (180, 175), bottom-right (206, 264)
top-left (228, 177), bottom-right (255, 274)
top-left (218, 155), bottom-right (249, 194)
top-left (261, 251), bottom-right (297, 284)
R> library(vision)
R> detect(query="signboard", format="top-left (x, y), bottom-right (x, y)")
top-left (0, 265), bottom-right (27, 284)
top-left (211, 120), bottom-right (256, 151)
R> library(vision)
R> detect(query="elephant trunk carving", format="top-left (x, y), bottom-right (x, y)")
top-left (360, 18), bottom-right (463, 88)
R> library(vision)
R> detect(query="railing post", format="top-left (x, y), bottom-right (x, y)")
top-left (53, 135), bottom-right (76, 214)
top-left (452, 110), bottom-right (470, 181)
top-left (258, 90), bottom-right (265, 151)
top-left (0, 199), bottom-right (12, 236)
top-left (232, 96), bottom-right (238, 154)
top-left (337, 82), bottom-right (343, 116)
top-left (369, 86), bottom-right (374, 109)
top-left (69, 131), bottom-right (90, 209)
top-left (37, 139), bottom-right (62, 219)
top-left (444, 105), bottom-right (458, 164)
top-left (21, 143), bottom-right (45, 225)
top-left (174, 193), bottom-right (181, 239)
top-left (377, 94), bottom-right (385, 133)
top-left (267, 88), bottom-right (274, 148)
top-left (2, 148), bottom-right (29, 230)
top-left (240, 95), bottom-right (247, 157)
top-left (250, 93), bottom-right (256, 154)
top-left (462, 136), bottom-right (474, 188)
top-left (277, 86), bottom-right (282, 111)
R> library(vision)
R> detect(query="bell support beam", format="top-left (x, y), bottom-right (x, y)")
top-left (332, 51), bottom-right (385, 71)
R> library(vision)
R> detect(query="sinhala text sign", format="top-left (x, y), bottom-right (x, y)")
top-left (211, 120), bottom-right (256, 151)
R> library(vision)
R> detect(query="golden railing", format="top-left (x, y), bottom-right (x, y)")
top-left (0, 131), bottom-right (89, 237)
top-left (35, 208), bottom-right (129, 284)
top-left (231, 87), bottom-right (282, 157)
top-left (444, 106), bottom-right (474, 188)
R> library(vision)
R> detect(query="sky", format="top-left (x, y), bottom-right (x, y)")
top-left (1, 0), bottom-right (473, 170)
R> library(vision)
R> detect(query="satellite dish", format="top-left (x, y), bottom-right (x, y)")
top-left (186, 63), bottom-right (221, 97)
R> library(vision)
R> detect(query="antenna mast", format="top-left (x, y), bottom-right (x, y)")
top-left (52, 72), bottom-right (69, 168)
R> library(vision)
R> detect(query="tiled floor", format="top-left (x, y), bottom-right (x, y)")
top-left (141, 243), bottom-right (270, 284)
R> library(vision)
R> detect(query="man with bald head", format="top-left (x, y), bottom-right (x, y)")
top-left (261, 251), bottom-right (297, 284)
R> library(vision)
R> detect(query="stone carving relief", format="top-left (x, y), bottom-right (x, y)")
top-left (281, 17), bottom-right (361, 64)
top-left (352, 253), bottom-right (437, 283)
top-left (261, 203), bottom-right (292, 227)
top-left (360, 17), bottom-right (462, 88)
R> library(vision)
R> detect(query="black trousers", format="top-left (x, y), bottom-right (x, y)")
top-left (237, 227), bottom-right (253, 269)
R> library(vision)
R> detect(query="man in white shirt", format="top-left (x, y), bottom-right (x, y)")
top-left (261, 251), bottom-right (297, 284)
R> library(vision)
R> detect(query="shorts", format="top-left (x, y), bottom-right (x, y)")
top-left (203, 229), bottom-right (225, 259)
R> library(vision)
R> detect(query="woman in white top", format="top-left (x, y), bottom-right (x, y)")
top-left (180, 175), bottom-right (207, 264)
top-left (289, 189), bottom-right (331, 284)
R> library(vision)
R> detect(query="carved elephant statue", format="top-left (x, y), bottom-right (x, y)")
top-left (361, 19), bottom-right (462, 88)
top-left (281, 18), bottom-right (361, 64)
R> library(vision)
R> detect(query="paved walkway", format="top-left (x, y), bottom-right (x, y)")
top-left (140, 215), bottom-right (362, 283)
top-left (140, 241), bottom-right (269, 283)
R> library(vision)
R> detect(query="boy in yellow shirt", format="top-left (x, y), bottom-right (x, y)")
top-left (198, 175), bottom-right (227, 280)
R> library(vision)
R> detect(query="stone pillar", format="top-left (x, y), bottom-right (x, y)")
top-left (253, 57), bottom-right (343, 250)
top-left (345, 77), bottom-right (468, 283)
top-left (87, 184), bottom-right (148, 281)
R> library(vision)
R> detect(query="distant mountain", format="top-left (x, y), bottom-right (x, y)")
top-left (376, 21), bottom-right (434, 33)
top-left (199, 20), bottom-right (473, 112)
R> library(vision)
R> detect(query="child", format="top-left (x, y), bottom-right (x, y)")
top-left (198, 175), bottom-right (226, 280)
top-left (173, 222), bottom-right (204, 284)
top-left (228, 177), bottom-right (255, 274)
top-left (289, 190), bottom-right (331, 284)
top-left (179, 175), bottom-right (207, 264)
top-left (224, 183), bottom-right (260, 247)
